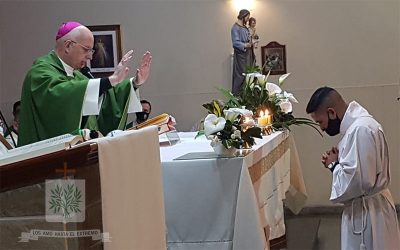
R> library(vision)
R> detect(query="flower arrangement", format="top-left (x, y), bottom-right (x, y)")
top-left (218, 66), bottom-right (321, 134)
top-left (197, 100), bottom-right (262, 151)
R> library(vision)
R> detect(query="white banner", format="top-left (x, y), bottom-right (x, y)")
top-left (18, 229), bottom-right (111, 242)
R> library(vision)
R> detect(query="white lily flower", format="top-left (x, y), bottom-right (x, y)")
top-left (278, 73), bottom-right (291, 86)
top-left (256, 74), bottom-right (267, 86)
top-left (245, 73), bottom-right (255, 85)
top-left (227, 108), bottom-right (253, 117)
top-left (245, 72), bottom-right (259, 77)
top-left (278, 91), bottom-right (298, 103)
top-left (223, 109), bottom-right (240, 122)
top-left (204, 114), bottom-right (226, 136)
top-left (245, 73), bottom-right (263, 83)
top-left (279, 100), bottom-right (293, 113)
top-left (266, 82), bottom-right (282, 96)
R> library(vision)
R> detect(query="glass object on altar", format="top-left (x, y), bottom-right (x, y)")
top-left (159, 130), bottom-right (180, 147)
top-left (165, 131), bottom-right (180, 145)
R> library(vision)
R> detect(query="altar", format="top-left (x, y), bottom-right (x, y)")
top-left (160, 131), bottom-right (307, 250)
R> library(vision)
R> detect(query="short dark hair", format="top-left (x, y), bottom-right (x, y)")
top-left (13, 101), bottom-right (21, 114)
top-left (306, 87), bottom-right (335, 114)
top-left (140, 99), bottom-right (151, 112)
top-left (238, 9), bottom-right (250, 19)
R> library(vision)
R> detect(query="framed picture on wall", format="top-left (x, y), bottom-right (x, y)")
top-left (86, 25), bottom-right (122, 77)
top-left (261, 41), bottom-right (286, 75)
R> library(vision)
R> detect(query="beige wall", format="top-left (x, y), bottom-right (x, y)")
top-left (0, 0), bottom-right (399, 206)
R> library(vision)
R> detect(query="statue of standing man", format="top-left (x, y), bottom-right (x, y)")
top-left (231, 9), bottom-right (254, 95)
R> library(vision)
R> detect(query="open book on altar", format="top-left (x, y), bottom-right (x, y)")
top-left (0, 134), bottom-right (84, 166)
top-left (129, 113), bottom-right (175, 134)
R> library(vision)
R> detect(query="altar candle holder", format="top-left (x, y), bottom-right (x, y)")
top-left (262, 124), bottom-right (274, 135)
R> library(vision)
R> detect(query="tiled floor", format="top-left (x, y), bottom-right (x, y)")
top-left (283, 212), bottom-right (400, 250)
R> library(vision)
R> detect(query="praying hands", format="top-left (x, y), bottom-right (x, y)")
top-left (321, 146), bottom-right (338, 168)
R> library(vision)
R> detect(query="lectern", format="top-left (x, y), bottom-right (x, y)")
top-left (0, 143), bottom-right (104, 249)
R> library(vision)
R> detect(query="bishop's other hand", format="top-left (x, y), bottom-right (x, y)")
top-left (109, 50), bottom-right (134, 86)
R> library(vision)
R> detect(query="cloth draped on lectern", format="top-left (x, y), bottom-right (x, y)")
top-left (96, 126), bottom-right (166, 250)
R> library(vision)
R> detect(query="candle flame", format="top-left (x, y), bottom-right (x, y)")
top-left (260, 110), bottom-right (264, 117)
top-left (265, 109), bottom-right (269, 116)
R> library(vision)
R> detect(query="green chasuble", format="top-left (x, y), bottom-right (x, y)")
top-left (18, 51), bottom-right (132, 146)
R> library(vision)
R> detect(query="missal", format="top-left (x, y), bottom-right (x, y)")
top-left (129, 113), bottom-right (175, 134)
top-left (0, 134), bottom-right (84, 166)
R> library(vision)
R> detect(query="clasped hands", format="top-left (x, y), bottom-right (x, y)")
top-left (108, 50), bottom-right (152, 87)
top-left (322, 147), bottom-right (339, 169)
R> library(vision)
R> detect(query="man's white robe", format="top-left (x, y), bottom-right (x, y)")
top-left (331, 101), bottom-right (400, 250)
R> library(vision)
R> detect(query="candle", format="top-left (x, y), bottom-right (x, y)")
top-left (265, 110), bottom-right (271, 125)
top-left (258, 111), bottom-right (267, 126)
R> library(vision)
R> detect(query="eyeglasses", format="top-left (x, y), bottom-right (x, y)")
top-left (70, 40), bottom-right (95, 54)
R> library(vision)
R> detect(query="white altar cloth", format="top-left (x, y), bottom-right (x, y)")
top-left (160, 131), bottom-right (296, 250)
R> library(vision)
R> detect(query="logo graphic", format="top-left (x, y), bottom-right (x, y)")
top-left (49, 183), bottom-right (82, 218)
top-left (46, 179), bottom-right (85, 223)
top-left (19, 162), bottom-right (110, 242)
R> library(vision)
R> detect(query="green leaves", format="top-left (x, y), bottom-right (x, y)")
top-left (202, 99), bottom-right (226, 116)
top-left (216, 86), bottom-right (241, 108)
top-left (272, 116), bottom-right (323, 137)
top-left (49, 184), bottom-right (82, 218)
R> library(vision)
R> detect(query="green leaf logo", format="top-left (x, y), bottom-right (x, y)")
top-left (48, 183), bottom-right (82, 218)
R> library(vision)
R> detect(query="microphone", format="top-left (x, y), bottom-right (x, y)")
top-left (80, 66), bottom-right (95, 79)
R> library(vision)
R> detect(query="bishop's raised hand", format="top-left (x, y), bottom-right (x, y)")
top-left (109, 50), bottom-right (134, 86)
top-left (134, 51), bottom-right (152, 87)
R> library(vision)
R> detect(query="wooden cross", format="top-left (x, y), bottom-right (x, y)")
top-left (55, 162), bottom-right (76, 179)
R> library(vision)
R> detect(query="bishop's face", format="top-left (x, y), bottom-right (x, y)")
top-left (66, 34), bottom-right (94, 69)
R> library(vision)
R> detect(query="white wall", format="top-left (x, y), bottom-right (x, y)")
top-left (0, 0), bottom-right (399, 206)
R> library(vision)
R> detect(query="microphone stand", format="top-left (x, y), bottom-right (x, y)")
top-left (0, 109), bottom-right (17, 148)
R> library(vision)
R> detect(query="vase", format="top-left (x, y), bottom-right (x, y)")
top-left (211, 142), bottom-right (237, 156)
